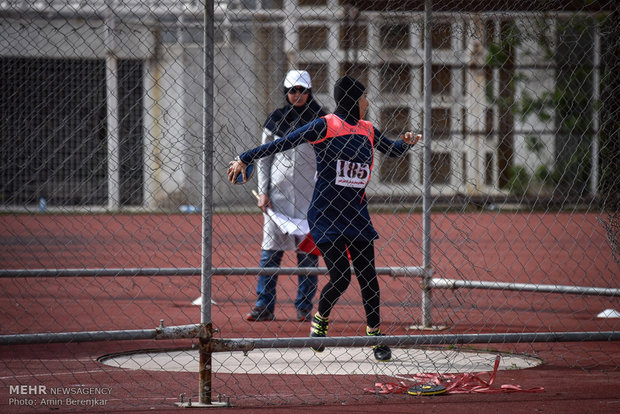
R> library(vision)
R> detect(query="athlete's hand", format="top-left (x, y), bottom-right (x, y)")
top-left (227, 158), bottom-right (247, 184)
top-left (403, 132), bottom-right (422, 146)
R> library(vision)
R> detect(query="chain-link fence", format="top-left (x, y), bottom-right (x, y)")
top-left (1, 0), bottom-right (618, 411)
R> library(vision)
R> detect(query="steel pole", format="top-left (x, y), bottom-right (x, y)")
top-left (421, 0), bottom-right (433, 328)
top-left (199, 0), bottom-right (215, 405)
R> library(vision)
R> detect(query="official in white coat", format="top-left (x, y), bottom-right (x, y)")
top-left (246, 70), bottom-right (326, 322)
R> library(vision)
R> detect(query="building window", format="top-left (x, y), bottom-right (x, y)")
top-left (380, 24), bottom-right (409, 50)
top-left (420, 152), bottom-right (451, 185)
top-left (379, 106), bottom-right (410, 184)
top-left (484, 152), bottom-right (494, 185)
top-left (0, 57), bottom-right (143, 206)
top-left (379, 153), bottom-right (410, 184)
top-left (299, 25), bottom-right (329, 50)
top-left (379, 63), bottom-right (411, 94)
top-left (485, 107), bottom-right (494, 135)
top-left (431, 108), bottom-right (451, 139)
top-left (432, 65), bottom-right (451, 95)
top-left (380, 106), bottom-right (409, 136)
top-left (300, 62), bottom-right (329, 95)
top-left (340, 62), bottom-right (370, 87)
top-left (118, 59), bottom-right (145, 206)
top-left (485, 66), bottom-right (493, 102)
top-left (462, 152), bottom-right (468, 185)
top-left (423, 22), bottom-right (452, 50)
top-left (484, 19), bottom-right (496, 46)
top-left (339, 23), bottom-right (368, 50)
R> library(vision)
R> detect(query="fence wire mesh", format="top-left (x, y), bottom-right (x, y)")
top-left (0, 0), bottom-right (618, 411)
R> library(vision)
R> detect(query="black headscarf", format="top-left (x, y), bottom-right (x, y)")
top-left (334, 76), bottom-right (366, 125)
top-left (263, 90), bottom-right (326, 137)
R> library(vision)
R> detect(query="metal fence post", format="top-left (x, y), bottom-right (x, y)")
top-left (105, 5), bottom-right (120, 210)
top-left (199, 0), bottom-right (215, 406)
top-left (421, 0), bottom-right (433, 328)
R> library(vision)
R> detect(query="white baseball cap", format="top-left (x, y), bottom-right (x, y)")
top-left (283, 70), bottom-right (312, 89)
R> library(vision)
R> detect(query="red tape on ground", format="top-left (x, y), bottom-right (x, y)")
top-left (363, 356), bottom-right (544, 395)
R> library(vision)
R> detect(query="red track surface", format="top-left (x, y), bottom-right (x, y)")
top-left (0, 213), bottom-right (618, 413)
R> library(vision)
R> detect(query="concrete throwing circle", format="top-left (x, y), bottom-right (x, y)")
top-left (99, 347), bottom-right (541, 376)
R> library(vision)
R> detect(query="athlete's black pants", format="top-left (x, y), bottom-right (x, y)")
top-left (316, 238), bottom-right (380, 329)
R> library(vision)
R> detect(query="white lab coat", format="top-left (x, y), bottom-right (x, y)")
top-left (257, 127), bottom-right (316, 251)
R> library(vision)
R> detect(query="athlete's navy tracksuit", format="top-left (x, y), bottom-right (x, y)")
top-left (240, 113), bottom-right (413, 328)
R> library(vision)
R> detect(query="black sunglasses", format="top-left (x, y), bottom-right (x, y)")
top-left (287, 86), bottom-right (309, 95)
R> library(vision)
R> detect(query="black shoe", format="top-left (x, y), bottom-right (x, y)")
top-left (245, 307), bottom-right (275, 321)
top-left (367, 328), bottom-right (392, 362)
top-left (296, 308), bottom-right (312, 322)
top-left (310, 313), bottom-right (329, 352)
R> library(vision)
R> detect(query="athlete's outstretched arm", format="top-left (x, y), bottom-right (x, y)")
top-left (228, 118), bottom-right (327, 184)
top-left (374, 128), bottom-right (422, 157)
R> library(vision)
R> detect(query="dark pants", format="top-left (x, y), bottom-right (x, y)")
top-left (316, 239), bottom-right (380, 329)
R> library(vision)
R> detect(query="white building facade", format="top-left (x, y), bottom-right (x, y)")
top-left (0, 1), bottom-right (604, 209)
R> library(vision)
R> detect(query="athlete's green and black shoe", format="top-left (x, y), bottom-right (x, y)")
top-left (310, 314), bottom-right (329, 353)
top-left (367, 327), bottom-right (391, 362)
